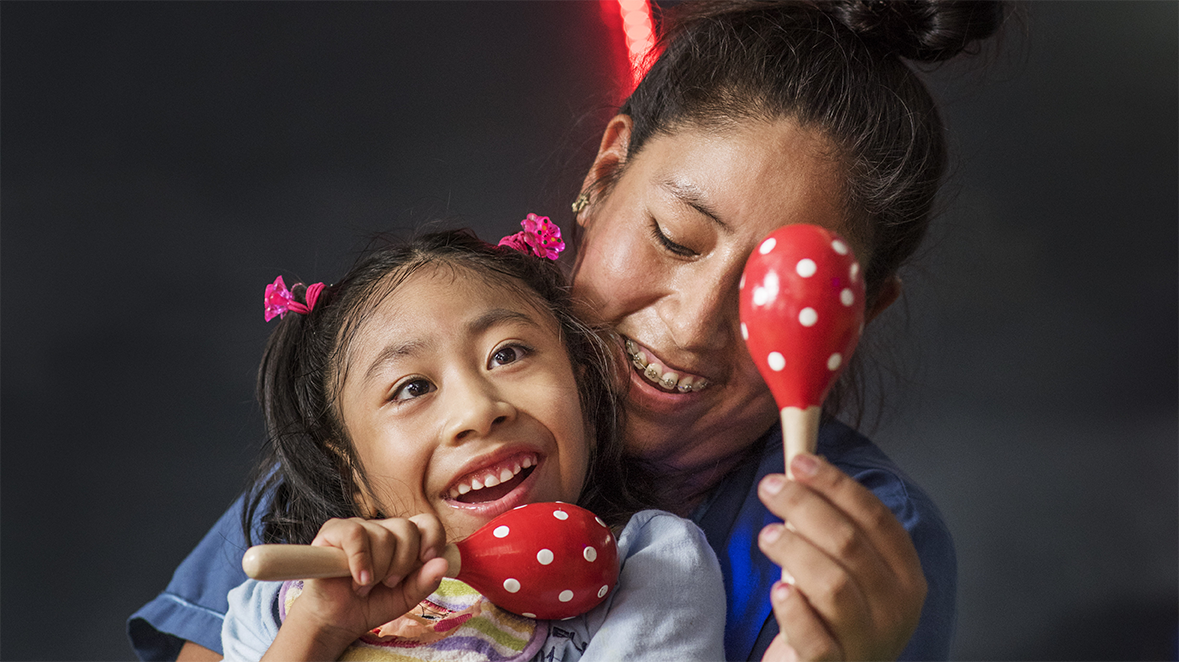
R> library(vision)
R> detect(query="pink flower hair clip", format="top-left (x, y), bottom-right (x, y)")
top-left (264, 276), bottom-right (325, 321)
top-left (498, 213), bottom-right (564, 260)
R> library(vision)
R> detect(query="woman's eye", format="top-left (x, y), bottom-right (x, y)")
top-left (651, 221), bottom-right (697, 257)
top-left (490, 345), bottom-right (527, 368)
top-left (392, 378), bottom-right (435, 402)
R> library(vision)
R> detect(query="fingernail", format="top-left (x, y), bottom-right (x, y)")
top-left (383, 574), bottom-right (403, 588)
top-left (358, 570), bottom-right (371, 586)
top-left (357, 583), bottom-right (373, 598)
top-left (792, 453), bottom-right (818, 478)
top-left (760, 523), bottom-right (784, 544)
top-left (761, 474), bottom-right (786, 495)
top-left (772, 581), bottom-right (793, 601)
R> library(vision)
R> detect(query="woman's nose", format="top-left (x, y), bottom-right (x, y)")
top-left (658, 267), bottom-right (741, 353)
top-left (442, 377), bottom-right (517, 444)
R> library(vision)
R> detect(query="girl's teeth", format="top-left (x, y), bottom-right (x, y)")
top-left (448, 454), bottom-right (536, 499)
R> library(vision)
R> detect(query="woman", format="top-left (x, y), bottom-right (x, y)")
top-left (129, 2), bottom-right (1004, 660)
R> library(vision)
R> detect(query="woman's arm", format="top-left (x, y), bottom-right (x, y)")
top-left (757, 453), bottom-right (927, 661)
top-left (177, 642), bottom-right (221, 661)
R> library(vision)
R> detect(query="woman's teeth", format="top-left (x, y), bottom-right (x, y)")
top-left (625, 339), bottom-right (710, 393)
top-left (447, 455), bottom-right (535, 499)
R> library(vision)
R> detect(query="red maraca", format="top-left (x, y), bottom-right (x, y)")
top-left (738, 224), bottom-right (865, 477)
top-left (242, 502), bottom-right (619, 621)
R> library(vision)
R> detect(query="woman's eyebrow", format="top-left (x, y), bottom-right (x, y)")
top-left (659, 179), bottom-right (729, 231)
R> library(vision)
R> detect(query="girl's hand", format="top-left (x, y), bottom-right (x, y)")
top-left (756, 453), bottom-right (926, 662)
top-left (264, 514), bottom-right (450, 661)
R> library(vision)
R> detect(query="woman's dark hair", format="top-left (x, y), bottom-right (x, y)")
top-left (243, 229), bottom-right (653, 545)
top-left (587, 0), bottom-right (1004, 420)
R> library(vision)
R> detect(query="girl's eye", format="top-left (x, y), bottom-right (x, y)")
top-left (651, 221), bottom-right (697, 257)
top-left (490, 345), bottom-right (528, 368)
top-left (392, 378), bottom-right (435, 402)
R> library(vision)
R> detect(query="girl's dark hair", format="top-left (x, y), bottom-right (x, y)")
top-left (243, 229), bottom-right (653, 545)
top-left (590, 0), bottom-right (1004, 420)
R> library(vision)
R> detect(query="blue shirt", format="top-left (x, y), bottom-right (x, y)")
top-left (128, 419), bottom-right (956, 660)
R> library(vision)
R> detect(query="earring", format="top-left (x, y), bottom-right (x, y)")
top-left (571, 192), bottom-right (590, 214)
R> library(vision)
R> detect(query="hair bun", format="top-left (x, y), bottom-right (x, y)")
top-left (830, 0), bottom-right (1004, 62)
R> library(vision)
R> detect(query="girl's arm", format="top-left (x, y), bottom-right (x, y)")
top-left (756, 453), bottom-right (927, 661)
top-left (226, 515), bottom-right (450, 662)
top-left (576, 510), bottom-right (726, 661)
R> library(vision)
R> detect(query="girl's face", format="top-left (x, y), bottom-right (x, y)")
top-left (571, 116), bottom-right (855, 479)
top-left (337, 267), bottom-right (589, 540)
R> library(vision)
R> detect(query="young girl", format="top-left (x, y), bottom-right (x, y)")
top-left (220, 222), bottom-right (725, 661)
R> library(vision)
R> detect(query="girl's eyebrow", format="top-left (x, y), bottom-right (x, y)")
top-left (467, 308), bottom-right (540, 336)
top-left (361, 308), bottom-right (540, 384)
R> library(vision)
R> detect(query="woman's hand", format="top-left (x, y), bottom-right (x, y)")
top-left (263, 514), bottom-right (450, 661)
top-left (756, 453), bottom-right (926, 661)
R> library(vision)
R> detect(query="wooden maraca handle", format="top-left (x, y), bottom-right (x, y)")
top-left (241, 543), bottom-right (462, 582)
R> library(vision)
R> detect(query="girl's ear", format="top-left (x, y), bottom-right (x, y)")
top-left (576, 114), bottom-right (633, 228)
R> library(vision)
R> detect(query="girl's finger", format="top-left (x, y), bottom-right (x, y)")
top-left (313, 518), bottom-right (376, 596)
top-left (408, 513), bottom-right (446, 564)
top-left (374, 517), bottom-right (421, 588)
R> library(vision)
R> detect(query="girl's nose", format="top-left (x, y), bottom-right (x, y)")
top-left (443, 379), bottom-right (517, 444)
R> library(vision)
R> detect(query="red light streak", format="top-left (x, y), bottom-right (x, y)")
top-left (614, 0), bottom-right (655, 90)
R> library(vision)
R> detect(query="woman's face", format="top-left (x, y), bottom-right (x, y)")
top-left (571, 116), bottom-right (853, 478)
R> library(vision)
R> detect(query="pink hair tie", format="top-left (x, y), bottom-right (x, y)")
top-left (498, 213), bottom-right (564, 260)
top-left (264, 276), bottom-right (325, 321)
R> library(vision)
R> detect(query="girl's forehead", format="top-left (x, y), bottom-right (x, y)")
top-left (362, 263), bottom-right (556, 330)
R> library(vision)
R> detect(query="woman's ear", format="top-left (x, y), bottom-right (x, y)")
top-left (867, 275), bottom-right (902, 323)
top-left (576, 114), bottom-right (633, 227)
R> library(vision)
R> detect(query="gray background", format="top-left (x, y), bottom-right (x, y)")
top-left (2, 2), bottom-right (1175, 660)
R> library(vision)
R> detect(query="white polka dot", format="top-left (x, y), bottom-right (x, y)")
top-left (553, 510), bottom-right (569, 521)
top-left (767, 352), bottom-right (786, 371)
top-left (850, 262), bottom-right (859, 280)
top-left (537, 549), bottom-right (554, 565)
top-left (741, 323), bottom-right (748, 340)
top-left (827, 353), bottom-right (842, 371)
top-left (831, 239), bottom-right (848, 255)
top-left (840, 288), bottom-right (854, 306)
top-left (752, 287), bottom-right (769, 306)
top-left (739, 273), bottom-right (745, 289)
top-left (522, 612), bottom-right (536, 618)
top-left (493, 525), bottom-right (510, 538)
top-left (759, 237), bottom-right (777, 254)
top-left (799, 308), bottom-right (818, 327)
top-left (513, 504), bottom-right (527, 509)
top-left (595, 516), bottom-right (606, 528)
top-left (597, 585), bottom-right (609, 598)
top-left (795, 258), bottom-right (817, 277)
top-left (558, 590), bottom-right (574, 602)
top-left (503, 578), bottom-right (521, 593)
top-left (584, 546), bottom-right (598, 562)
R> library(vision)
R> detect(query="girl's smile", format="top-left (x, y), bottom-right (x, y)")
top-left (337, 266), bottom-right (589, 541)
